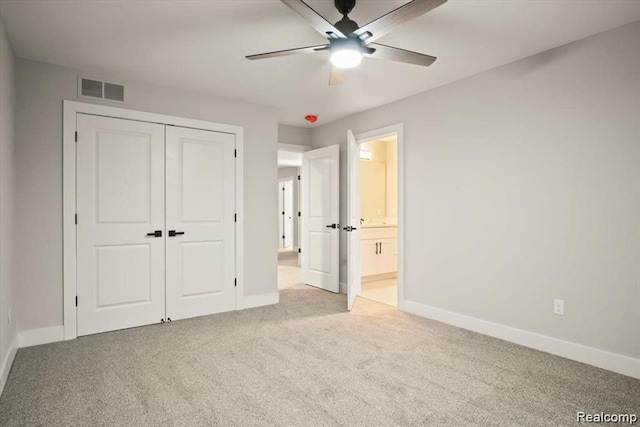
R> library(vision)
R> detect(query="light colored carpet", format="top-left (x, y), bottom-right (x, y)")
top-left (1, 276), bottom-right (638, 425)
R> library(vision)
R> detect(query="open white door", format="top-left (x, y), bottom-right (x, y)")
top-left (346, 130), bottom-right (361, 310)
top-left (301, 145), bottom-right (340, 293)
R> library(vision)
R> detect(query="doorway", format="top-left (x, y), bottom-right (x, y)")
top-left (346, 124), bottom-right (404, 311)
top-left (276, 144), bottom-right (308, 290)
top-left (277, 175), bottom-right (300, 290)
top-left (358, 136), bottom-right (398, 307)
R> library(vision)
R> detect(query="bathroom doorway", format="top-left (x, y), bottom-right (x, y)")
top-left (358, 135), bottom-right (399, 307)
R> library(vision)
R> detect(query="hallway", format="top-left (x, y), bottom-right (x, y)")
top-left (277, 249), bottom-right (301, 290)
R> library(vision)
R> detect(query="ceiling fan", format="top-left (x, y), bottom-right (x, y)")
top-left (246, 0), bottom-right (447, 85)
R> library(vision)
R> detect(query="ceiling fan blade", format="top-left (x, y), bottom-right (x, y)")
top-left (246, 44), bottom-right (329, 60)
top-left (280, 0), bottom-right (346, 39)
top-left (353, 0), bottom-right (447, 44)
top-left (368, 43), bottom-right (437, 67)
top-left (329, 66), bottom-right (344, 86)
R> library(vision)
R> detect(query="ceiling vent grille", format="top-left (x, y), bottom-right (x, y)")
top-left (78, 77), bottom-right (125, 103)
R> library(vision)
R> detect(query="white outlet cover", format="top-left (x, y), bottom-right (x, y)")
top-left (553, 299), bottom-right (564, 315)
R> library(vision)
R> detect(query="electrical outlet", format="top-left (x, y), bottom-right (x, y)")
top-left (553, 299), bottom-right (564, 315)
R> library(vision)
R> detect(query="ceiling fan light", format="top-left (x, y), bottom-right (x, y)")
top-left (330, 45), bottom-right (362, 69)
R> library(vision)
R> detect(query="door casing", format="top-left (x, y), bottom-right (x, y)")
top-left (278, 178), bottom-right (294, 249)
top-left (351, 123), bottom-right (405, 309)
top-left (63, 100), bottom-right (245, 340)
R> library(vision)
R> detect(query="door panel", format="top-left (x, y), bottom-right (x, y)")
top-left (165, 126), bottom-right (236, 320)
top-left (76, 114), bottom-right (165, 336)
top-left (180, 241), bottom-right (224, 296)
top-left (95, 244), bottom-right (151, 307)
top-left (301, 145), bottom-right (339, 292)
top-left (96, 133), bottom-right (151, 223)
top-left (182, 140), bottom-right (225, 222)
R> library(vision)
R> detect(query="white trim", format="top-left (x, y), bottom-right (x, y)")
top-left (238, 292), bottom-right (280, 310)
top-left (63, 100), bottom-right (245, 340)
top-left (235, 128), bottom-right (245, 313)
top-left (403, 300), bottom-right (640, 379)
top-left (18, 326), bottom-right (64, 348)
top-left (0, 335), bottom-right (18, 396)
top-left (278, 143), bottom-right (312, 153)
top-left (339, 282), bottom-right (347, 294)
top-left (354, 123), bottom-right (405, 306)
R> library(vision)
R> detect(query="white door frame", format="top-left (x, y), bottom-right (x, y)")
top-left (63, 100), bottom-right (244, 340)
top-left (353, 123), bottom-right (405, 309)
top-left (278, 177), bottom-right (294, 249)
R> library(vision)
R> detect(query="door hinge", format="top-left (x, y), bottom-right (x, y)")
top-left (234, 149), bottom-right (237, 158)
top-left (297, 175), bottom-right (300, 180)
top-left (298, 211), bottom-right (301, 217)
top-left (75, 296), bottom-right (78, 307)
top-left (75, 131), bottom-right (78, 142)
top-left (75, 214), bottom-right (78, 225)
top-left (234, 213), bottom-right (237, 222)
top-left (234, 278), bottom-right (237, 287)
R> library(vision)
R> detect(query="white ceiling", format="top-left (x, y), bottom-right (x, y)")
top-left (2, 1), bottom-right (639, 127)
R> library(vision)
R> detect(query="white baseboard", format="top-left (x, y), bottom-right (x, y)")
top-left (402, 300), bottom-right (640, 379)
top-left (238, 292), bottom-right (280, 310)
top-left (0, 335), bottom-right (18, 396)
top-left (18, 326), bottom-right (64, 348)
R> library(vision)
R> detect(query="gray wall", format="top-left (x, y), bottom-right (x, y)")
top-left (311, 22), bottom-right (640, 359)
top-left (15, 58), bottom-right (279, 333)
top-left (278, 124), bottom-right (311, 146)
top-left (278, 167), bottom-right (300, 250)
top-left (0, 13), bottom-right (17, 381)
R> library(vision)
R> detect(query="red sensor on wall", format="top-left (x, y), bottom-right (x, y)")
top-left (305, 115), bottom-right (318, 123)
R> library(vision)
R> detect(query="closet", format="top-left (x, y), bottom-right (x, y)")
top-left (75, 113), bottom-right (236, 336)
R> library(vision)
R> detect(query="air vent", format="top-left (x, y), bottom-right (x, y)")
top-left (81, 79), bottom-right (102, 98)
top-left (104, 82), bottom-right (124, 102)
top-left (78, 77), bottom-right (125, 103)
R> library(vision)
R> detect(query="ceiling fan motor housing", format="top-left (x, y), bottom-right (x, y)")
top-left (335, 0), bottom-right (356, 16)
top-left (334, 0), bottom-right (358, 34)
top-left (335, 16), bottom-right (359, 35)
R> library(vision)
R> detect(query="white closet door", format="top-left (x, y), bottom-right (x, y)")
top-left (76, 114), bottom-right (166, 336)
top-left (165, 126), bottom-right (236, 320)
